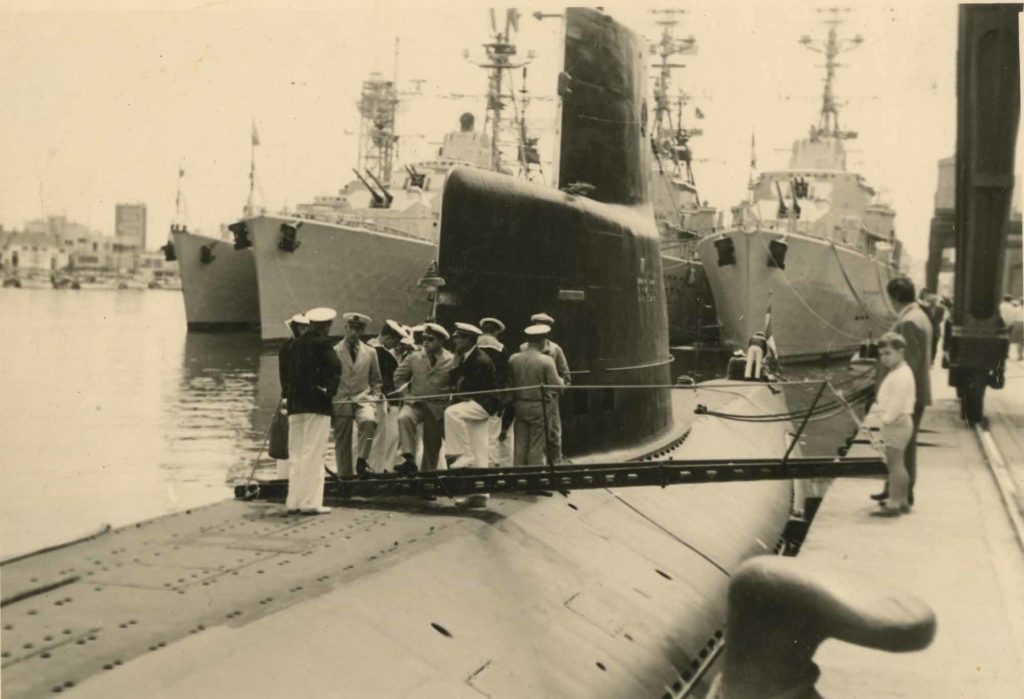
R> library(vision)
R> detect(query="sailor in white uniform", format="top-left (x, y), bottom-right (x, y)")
top-left (519, 312), bottom-right (571, 463)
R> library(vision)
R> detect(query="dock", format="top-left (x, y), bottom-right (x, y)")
top-left (800, 365), bottom-right (1024, 697)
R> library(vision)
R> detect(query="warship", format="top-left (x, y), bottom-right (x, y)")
top-left (0, 10), bottom-right (818, 697)
top-left (697, 10), bottom-right (898, 361)
top-left (646, 10), bottom-right (721, 347)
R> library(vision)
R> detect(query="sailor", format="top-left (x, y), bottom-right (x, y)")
top-left (395, 334), bottom-right (416, 361)
top-left (393, 323), bottom-right (454, 475)
top-left (478, 317), bottom-right (513, 466)
top-left (744, 332), bottom-right (768, 381)
top-left (508, 324), bottom-right (564, 466)
top-left (367, 320), bottom-right (408, 471)
top-left (283, 307), bottom-right (341, 514)
top-left (332, 312), bottom-right (383, 477)
top-left (444, 323), bottom-right (500, 473)
top-left (276, 312), bottom-right (310, 479)
top-left (519, 312), bottom-right (571, 463)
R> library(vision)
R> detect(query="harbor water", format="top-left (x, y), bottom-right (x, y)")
top-left (0, 289), bottom-right (276, 559)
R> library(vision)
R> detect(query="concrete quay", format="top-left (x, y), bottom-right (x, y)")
top-left (801, 364), bottom-right (1024, 698)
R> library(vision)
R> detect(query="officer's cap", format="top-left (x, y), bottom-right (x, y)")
top-left (289, 313), bottom-right (309, 326)
top-left (342, 312), bottom-right (372, 328)
top-left (400, 335), bottom-right (416, 347)
top-left (453, 322), bottom-right (482, 338)
top-left (422, 322), bottom-right (450, 341)
top-left (524, 324), bottom-right (551, 337)
top-left (409, 324), bottom-right (426, 334)
top-left (306, 307), bottom-right (337, 324)
top-left (479, 317), bottom-right (506, 333)
top-left (383, 319), bottom-right (408, 338)
top-left (530, 312), bottom-right (555, 325)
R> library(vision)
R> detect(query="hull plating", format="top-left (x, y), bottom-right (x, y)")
top-left (697, 228), bottom-right (896, 360)
top-left (172, 230), bottom-right (260, 330)
top-left (249, 215), bottom-right (434, 341)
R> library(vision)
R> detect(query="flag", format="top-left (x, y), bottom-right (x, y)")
top-left (178, 166), bottom-right (185, 178)
top-left (764, 300), bottom-right (778, 357)
top-left (750, 131), bottom-right (757, 169)
top-left (506, 8), bottom-right (520, 32)
top-left (695, 107), bottom-right (705, 119)
top-left (251, 121), bottom-right (261, 147)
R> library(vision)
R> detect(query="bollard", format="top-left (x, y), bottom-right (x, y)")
top-left (722, 556), bottom-right (936, 699)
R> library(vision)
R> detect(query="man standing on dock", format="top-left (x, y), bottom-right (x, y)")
top-left (283, 307), bottom-right (341, 514)
top-left (332, 312), bottom-right (383, 477)
top-left (872, 277), bottom-right (931, 507)
top-left (394, 323), bottom-right (454, 475)
top-left (445, 323), bottom-right (500, 473)
top-left (509, 324), bottom-right (564, 466)
top-left (521, 312), bottom-right (571, 463)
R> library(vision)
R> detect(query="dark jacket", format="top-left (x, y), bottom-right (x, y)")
top-left (278, 338), bottom-right (295, 395)
top-left (373, 342), bottom-right (399, 400)
top-left (285, 332), bottom-right (342, 416)
top-left (450, 345), bottom-right (500, 415)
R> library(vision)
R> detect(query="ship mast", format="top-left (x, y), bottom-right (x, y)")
top-left (464, 8), bottom-right (532, 174)
top-left (356, 64), bottom-right (400, 186)
top-left (649, 9), bottom-right (699, 183)
top-left (799, 7), bottom-right (863, 141)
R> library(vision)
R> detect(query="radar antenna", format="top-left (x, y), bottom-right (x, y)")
top-left (798, 7), bottom-right (863, 141)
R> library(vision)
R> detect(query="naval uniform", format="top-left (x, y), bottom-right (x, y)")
top-left (276, 337), bottom-right (296, 479)
top-left (519, 338), bottom-right (570, 463)
top-left (507, 347), bottom-right (563, 466)
top-left (368, 338), bottom-right (401, 470)
top-left (478, 334), bottom-right (513, 466)
top-left (394, 348), bottom-right (455, 471)
top-left (444, 345), bottom-right (500, 469)
top-left (284, 332), bottom-right (341, 510)
top-left (332, 339), bottom-right (383, 476)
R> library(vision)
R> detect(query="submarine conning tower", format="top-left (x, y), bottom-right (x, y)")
top-left (437, 7), bottom-right (672, 458)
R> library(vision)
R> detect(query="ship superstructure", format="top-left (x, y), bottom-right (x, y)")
top-left (647, 10), bottom-right (721, 345)
top-left (698, 9), bottom-right (898, 360)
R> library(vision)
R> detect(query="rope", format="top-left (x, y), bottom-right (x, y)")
top-left (748, 232), bottom-right (865, 342)
top-left (830, 241), bottom-right (889, 327)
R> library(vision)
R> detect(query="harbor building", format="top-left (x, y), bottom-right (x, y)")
top-left (0, 228), bottom-right (69, 274)
top-left (927, 156), bottom-right (1022, 298)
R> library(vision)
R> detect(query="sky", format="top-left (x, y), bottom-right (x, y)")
top-left (0, 0), bottom-right (1016, 263)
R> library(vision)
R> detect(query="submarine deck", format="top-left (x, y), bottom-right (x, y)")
top-left (801, 365), bottom-right (1024, 698)
top-left (2, 386), bottom-right (784, 699)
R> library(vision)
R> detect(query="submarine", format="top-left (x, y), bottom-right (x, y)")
top-left (1, 9), bottom-right (797, 698)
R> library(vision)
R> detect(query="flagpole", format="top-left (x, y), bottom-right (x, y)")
top-left (246, 120), bottom-right (257, 217)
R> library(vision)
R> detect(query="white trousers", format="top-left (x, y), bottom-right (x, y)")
top-left (286, 413), bottom-right (330, 510)
top-left (369, 403), bottom-right (401, 470)
top-left (444, 401), bottom-right (491, 469)
top-left (488, 415), bottom-right (513, 466)
top-left (744, 345), bottom-right (764, 380)
top-left (275, 459), bottom-right (290, 479)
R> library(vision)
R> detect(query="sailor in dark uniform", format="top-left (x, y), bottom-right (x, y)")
top-left (368, 319), bottom-right (408, 471)
top-left (276, 312), bottom-right (309, 479)
top-left (444, 323), bottom-right (500, 470)
top-left (478, 317), bottom-right (512, 466)
top-left (283, 307), bottom-right (341, 514)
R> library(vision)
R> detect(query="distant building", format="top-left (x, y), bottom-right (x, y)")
top-left (0, 230), bottom-right (69, 274)
top-left (138, 250), bottom-right (178, 283)
top-left (926, 156), bottom-right (1022, 299)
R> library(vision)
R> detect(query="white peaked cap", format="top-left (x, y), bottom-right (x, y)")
top-left (453, 322), bottom-right (482, 337)
top-left (306, 307), bottom-right (337, 323)
top-left (524, 324), bottom-right (551, 336)
top-left (530, 312), bottom-right (555, 325)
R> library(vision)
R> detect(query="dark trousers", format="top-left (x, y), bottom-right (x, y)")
top-left (906, 403), bottom-right (925, 499)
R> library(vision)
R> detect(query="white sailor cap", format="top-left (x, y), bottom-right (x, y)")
top-left (306, 307), bottom-right (337, 324)
top-left (422, 322), bottom-right (450, 341)
top-left (342, 312), bottom-right (372, 328)
top-left (383, 319), bottom-right (409, 338)
top-left (479, 317), bottom-right (506, 333)
top-left (524, 323), bottom-right (551, 337)
top-left (289, 312), bottom-right (309, 325)
top-left (530, 312), bottom-right (555, 325)
top-left (453, 322), bottom-right (482, 338)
